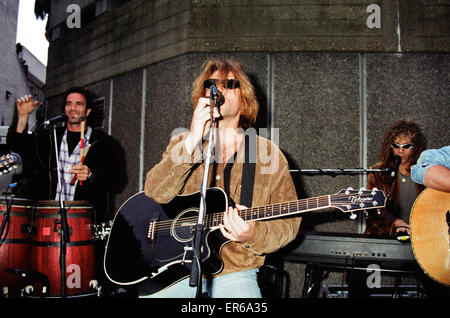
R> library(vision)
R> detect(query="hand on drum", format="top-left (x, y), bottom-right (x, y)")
top-left (70, 164), bottom-right (90, 182)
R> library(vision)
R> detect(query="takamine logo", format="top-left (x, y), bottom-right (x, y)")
top-left (350, 196), bottom-right (373, 204)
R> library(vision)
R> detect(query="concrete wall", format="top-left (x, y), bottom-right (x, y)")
top-left (0, 0), bottom-right (34, 127)
top-left (43, 0), bottom-right (449, 297)
top-left (45, 0), bottom-right (449, 97)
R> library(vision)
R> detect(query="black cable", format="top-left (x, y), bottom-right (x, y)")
top-left (0, 185), bottom-right (15, 246)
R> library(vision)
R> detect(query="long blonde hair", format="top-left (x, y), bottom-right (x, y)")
top-left (191, 59), bottom-right (259, 129)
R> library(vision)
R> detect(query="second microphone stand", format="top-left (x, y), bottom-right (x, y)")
top-left (290, 167), bottom-right (392, 176)
top-left (51, 124), bottom-right (70, 298)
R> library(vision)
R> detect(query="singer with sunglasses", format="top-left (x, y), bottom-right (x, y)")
top-left (141, 59), bottom-right (301, 298)
top-left (346, 119), bottom-right (427, 298)
top-left (364, 119), bottom-right (426, 237)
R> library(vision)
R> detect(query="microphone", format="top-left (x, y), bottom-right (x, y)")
top-left (210, 85), bottom-right (225, 108)
top-left (390, 155), bottom-right (401, 177)
top-left (43, 114), bottom-right (68, 125)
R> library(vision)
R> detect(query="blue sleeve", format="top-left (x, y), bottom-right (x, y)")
top-left (411, 146), bottom-right (450, 184)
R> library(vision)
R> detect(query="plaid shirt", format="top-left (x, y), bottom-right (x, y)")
top-left (55, 127), bottom-right (92, 201)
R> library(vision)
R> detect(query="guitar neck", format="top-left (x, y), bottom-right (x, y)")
top-left (239, 196), bottom-right (332, 221)
top-left (202, 188), bottom-right (385, 230)
top-left (206, 193), bottom-right (355, 229)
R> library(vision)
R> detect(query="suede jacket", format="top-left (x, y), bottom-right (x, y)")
top-left (144, 132), bottom-right (301, 276)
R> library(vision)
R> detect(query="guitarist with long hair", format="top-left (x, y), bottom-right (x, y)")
top-left (141, 59), bottom-right (301, 298)
top-left (348, 119), bottom-right (426, 298)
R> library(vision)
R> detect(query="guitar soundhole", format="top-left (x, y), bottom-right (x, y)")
top-left (171, 208), bottom-right (198, 243)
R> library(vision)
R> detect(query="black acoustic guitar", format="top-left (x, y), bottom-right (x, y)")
top-left (103, 187), bottom-right (386, 294)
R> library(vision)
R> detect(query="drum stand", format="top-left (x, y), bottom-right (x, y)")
top-left (52, 124), bottom-right (71, 298)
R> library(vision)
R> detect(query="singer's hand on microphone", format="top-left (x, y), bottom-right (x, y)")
top-left (184, 97), bottom-right (220, 155)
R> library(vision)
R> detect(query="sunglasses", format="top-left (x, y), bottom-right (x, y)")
top-left (203, 79), bottom-right (240, 90)
top-left (391, 142), bottom-right (413, 149)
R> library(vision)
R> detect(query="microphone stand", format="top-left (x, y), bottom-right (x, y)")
top-left (189, 88), bottom-right (219, 297)
top-left (290, 167), bottom-right (391, 176)
top-left (51, 124), bottom-right (70, 298)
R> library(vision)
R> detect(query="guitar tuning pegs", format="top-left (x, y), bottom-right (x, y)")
top-left (349, 212), bottom-right (357, 220)
top-left (345, 187), bottom-right (354, 195)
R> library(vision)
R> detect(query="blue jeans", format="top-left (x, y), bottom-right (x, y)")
top-left (140, 268), bottom-right (261, 298)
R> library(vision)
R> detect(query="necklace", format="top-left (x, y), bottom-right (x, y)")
top-left (399, 173), bottom-right (407, 183)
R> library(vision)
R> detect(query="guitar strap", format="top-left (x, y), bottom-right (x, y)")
top-left (240, 134), bottom-right (256, 207)
top-left (223, 135), bottom-right (256, 208)
top-left (223, 135), bottom-right (256, 207)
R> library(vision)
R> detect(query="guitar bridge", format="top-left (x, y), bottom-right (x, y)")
top-left (147, 221), bottom-right (156, 242)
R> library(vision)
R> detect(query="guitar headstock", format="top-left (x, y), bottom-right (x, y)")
top-left (332, 187), bottom-right (386, 217)
top-left (0, 153), bottom-right (20, 175)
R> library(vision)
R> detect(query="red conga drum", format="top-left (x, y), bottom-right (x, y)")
top-left (0, 198), bottom-right (32, 294)
top-left (29, 201), bottom-right (96, 297)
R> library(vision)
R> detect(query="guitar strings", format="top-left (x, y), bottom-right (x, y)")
top-left (149, 193), bottom-right (381, 234)
top-left (151, 192), bottom-right (378, 230)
